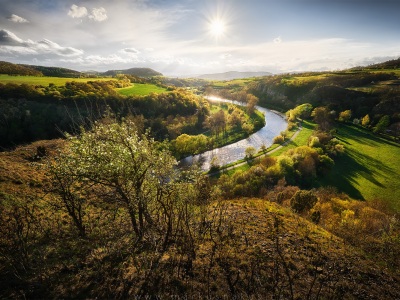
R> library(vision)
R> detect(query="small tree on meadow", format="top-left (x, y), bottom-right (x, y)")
top-left (361, 114), bottom-right (371, 127)
top-left (338, 110), bottom-right (352, 122)
top-left (245, 146), bottom-right (256, 160)
top-left (373, 115), bottom-right (390, 133)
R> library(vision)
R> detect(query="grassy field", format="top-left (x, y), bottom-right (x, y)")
top-left (0, 74), bottom-right (115, 86)
top-left (117, 83), bottom-right (167, 96)
top-left (269, 120), bottom-right (316, 157)
top-left (211, 78), bottom-right (257, 88)
top-left (280, 74), bottom-right (332, 85)
top-left (221, 120), bottom-right (316, 175)
top-left (317, 124), bottom-right (400, 211)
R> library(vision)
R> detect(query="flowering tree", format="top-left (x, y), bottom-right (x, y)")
top-left (47, 119), bottom-right (206, 248)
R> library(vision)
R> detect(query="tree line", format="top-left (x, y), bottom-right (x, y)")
top-left (0, 80), bottom-right (206, 149)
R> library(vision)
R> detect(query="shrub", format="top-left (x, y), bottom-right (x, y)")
top-left (290, 190), bottom-right (318, 213)
top-left (273, 135), bottom-right (285, 144)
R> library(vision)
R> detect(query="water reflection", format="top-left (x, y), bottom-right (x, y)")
top-left (179, 96), bottom-right (288, 170)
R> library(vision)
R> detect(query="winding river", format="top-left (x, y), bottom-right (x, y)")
top-left (179, 96), bottom-right (288, 170)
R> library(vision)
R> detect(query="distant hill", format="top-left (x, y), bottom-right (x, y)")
top-left (351, 57), bottom-right (400, 71)
top-left (102, 67), bottom-right (162, 77)
top-left (366, 57), bottom-right (400, 69)
top-left (82, 70), bottom-right (101, 76)
top-left (0, 61), bottom-right (83, 77)
top-left (21, 65), bottom-right (82, 78)
top-left (197, 71), bottom-right (272, 80)
top-left (0, 61), bottom-right (43, 76)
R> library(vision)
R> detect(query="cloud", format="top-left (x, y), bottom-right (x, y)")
top-left (0, 29), bottom-right (25, 45)
top-left (0, 29), bottom-right (83, 57)
top-left (8, 14), bottom-right (29, 23)
top-left (273, 36), bottom-right (282, 44)
top-left (89, 7), bottom-right (108, 22)
top-left (36, 39), bottom-right (84, 56)
top-left (62, 54), bottom-right (141, 67)
top-left (68, 4), bottom-right (88, 19)
top-left (121, 48), bottom-right (140, 55)
top-left (68, 5), bottom-right (107, 22)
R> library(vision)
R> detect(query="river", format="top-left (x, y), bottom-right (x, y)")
top-left (178, 96), bottom-right (288, 170)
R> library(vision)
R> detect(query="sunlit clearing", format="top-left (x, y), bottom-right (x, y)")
top-left (209, 19), bottom-right (226, 38)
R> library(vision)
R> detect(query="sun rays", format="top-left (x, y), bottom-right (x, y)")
top-left (209, 19), bottom-right (226, 38)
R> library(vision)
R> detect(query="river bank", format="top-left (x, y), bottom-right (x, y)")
top-left (179, 96), bottom-right (288, 170)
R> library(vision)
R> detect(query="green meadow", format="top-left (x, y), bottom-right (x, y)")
top-left (117, 83), bottom-right (168, 96)
top-left (222, 120), bottom-right (316, 175)
top-left (0, 74), bottom-right (115, 86)
top-left (211, 78), bottom-right (256, 88)
top-left (269, 120), bottom-right (316, 157)
top-left (317, 124), bottom-right (400, 211)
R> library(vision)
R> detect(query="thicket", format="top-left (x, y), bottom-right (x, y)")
top-left (0, 81), bottom-right (206, 149)
top-left (0, 124), bottom-right (399, 298)
top-left (233, 71), bottom-right (400, 129)
top-left (0, 61), bottom-right (43, 76)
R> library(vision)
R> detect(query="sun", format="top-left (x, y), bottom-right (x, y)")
top-left (209, 19), bottom-right (226, 38)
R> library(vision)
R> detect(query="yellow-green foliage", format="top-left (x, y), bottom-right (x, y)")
top-left (0, 74), bottom-right (117, 86)
top-left (116, 83), bottom-right (168, 96)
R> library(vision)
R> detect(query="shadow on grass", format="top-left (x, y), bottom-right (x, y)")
top-left (336, 124), bottom-right (400, 148)
top-left (316, 147), bottom-right (391, 200)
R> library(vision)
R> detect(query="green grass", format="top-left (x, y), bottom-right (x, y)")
top-left (346, 79), bottom-right (400, 93)
top-left (367, 69), bottom-right (400, 76)
top-left (116, 83), bottom-right (167, 96)
top-left (220, 120), bottom-right (316, 176)
top-left (316, 124), bottom-right (400, 211)
top-left (269, 120), bottom-right (316, 157)
top-left (0, 74), bottom-right (116, 86)
top-left (211, 78), bottom-right (256, 88)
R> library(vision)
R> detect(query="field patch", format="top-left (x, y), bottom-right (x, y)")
top-left (0, 75), bottom-right (116, 86)
top-left (317, 124), bottom-right (400, 211)
top-left (117, 83), bottom-right (167, 96)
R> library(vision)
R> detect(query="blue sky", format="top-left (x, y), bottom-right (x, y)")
top-left (0, 0), bottom-right (399, 76)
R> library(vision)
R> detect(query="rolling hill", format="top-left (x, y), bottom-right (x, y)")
top-left (0, 61), bottom-right (43, 76)
top-left (197, 71), bottom-right (272, 80)
top-left (102, 67), bottom-right (162, 77)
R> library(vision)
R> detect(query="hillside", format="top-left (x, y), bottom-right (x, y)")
top-left (102, 67), bottom-right (162, 77)
top-left (0, 140), bottom-right (399, 299)
top-left (1, 58), bottom-right (400, 298)
top-left (197, 71), bottom-right (272, 80)
top-left (0, 61), bottom-right (43, 76)
top-left (0, 61), bottom-right (83, 77)
top-left (360, 57), bottom-right (400, 70)
top-left (22, 64), bottom-right (82, 77)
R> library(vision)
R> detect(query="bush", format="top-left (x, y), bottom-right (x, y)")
top-left (273, 135), bottom-right (285, 144)
top-left (290, 190), bottom-right (318, 213)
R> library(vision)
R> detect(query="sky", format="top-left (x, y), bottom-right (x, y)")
top-left (0, 0), bottom-right (400, 76)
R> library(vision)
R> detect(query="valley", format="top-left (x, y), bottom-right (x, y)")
top-left (0, 58), bottom-right (400, 299)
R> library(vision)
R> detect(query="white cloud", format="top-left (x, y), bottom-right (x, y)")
top-left (68, 5), bottom-right (107, 22)
top-left (61, 54), bottom-right (143, 67)
top-left (0, 29), bottom-right (83, 57)
top-left (0, 29), bottom-right (25, 45)
top-left (68, 4), bottom-right (88, 19)
top-left (8, 14), bottom-right (29, 23)
top-left (36, 39), bottom-right (83, 56)
top-left (121, 48), bottom-right (140, 55)
top-left (89, 7), bottom-right (108, 22)
top-left (273, 36), bottom-right (282, 44)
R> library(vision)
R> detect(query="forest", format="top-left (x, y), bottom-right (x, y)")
top-left (1, 59), bottom-right (400, 299)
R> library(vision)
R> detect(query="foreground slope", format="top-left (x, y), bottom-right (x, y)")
top-left (0, 140), bottom-right (399, 299)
